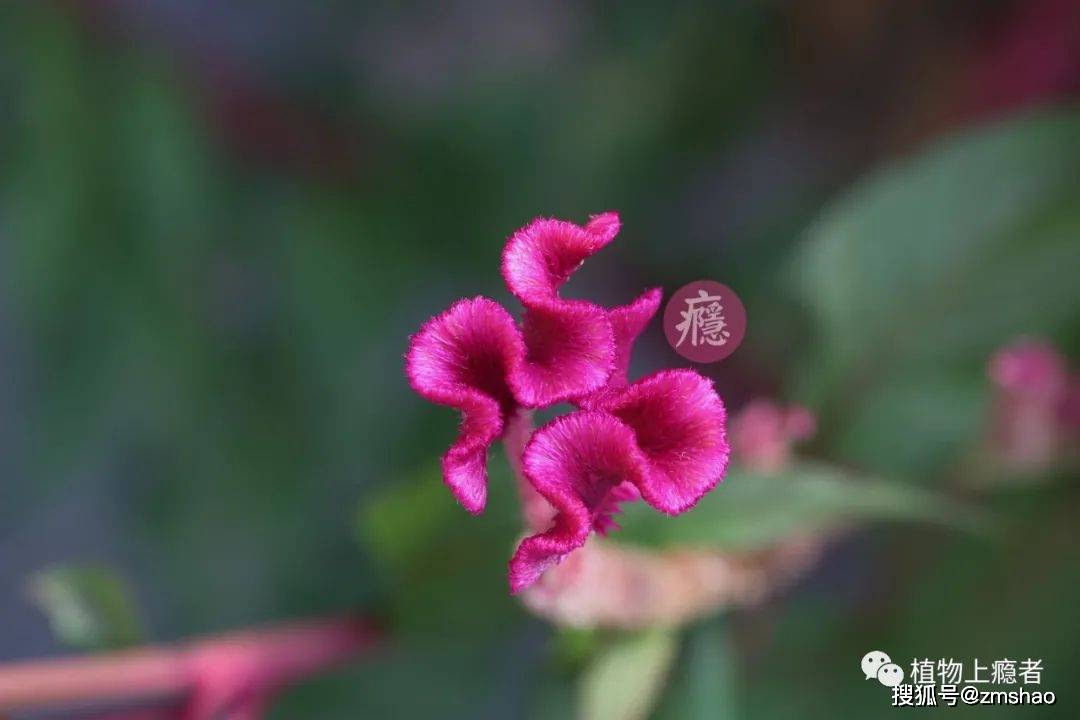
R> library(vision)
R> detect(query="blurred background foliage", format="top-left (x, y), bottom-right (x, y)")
top-left (0, 1), bottom-right (1078, 718)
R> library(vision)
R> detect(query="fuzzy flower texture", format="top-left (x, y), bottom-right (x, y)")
top-left (405, 212), bottom-right (729, 593)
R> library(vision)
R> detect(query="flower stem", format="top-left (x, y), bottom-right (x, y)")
top-left (504, 409), bottom-right (556, 531)
top-left (0, 616), bottom-right (380, 716)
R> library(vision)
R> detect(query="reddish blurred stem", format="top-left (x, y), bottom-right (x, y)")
top-left (504, 409), bottom-right (556, 532)
top-left (0, 616), bottom-right (380, 718)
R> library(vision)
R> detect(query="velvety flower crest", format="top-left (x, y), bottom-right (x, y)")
top-left (508, 370), bottom-right (728, 592)
top-left (405, 212), bottom-right (730, 591)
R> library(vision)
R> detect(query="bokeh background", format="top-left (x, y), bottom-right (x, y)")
top-left (1, 1), bottom-right (1078, 718)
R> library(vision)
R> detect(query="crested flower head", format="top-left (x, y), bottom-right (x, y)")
top-left (405, 212), bottom-right (730, 591)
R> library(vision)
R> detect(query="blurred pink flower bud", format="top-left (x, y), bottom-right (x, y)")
top-left (987, 339), bottom-right (1073, 472)
top-left (730, 400), bottom-right (817, 473)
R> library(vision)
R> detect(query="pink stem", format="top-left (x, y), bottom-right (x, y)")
top-left (504, 409), bottom-right (555, 531)
top-left (503, 408), bottom-right (532, 481)
top-left (0, 616), bottom-right (380, 717)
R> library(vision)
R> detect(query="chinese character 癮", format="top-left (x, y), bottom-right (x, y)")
top-left (674, 290), bottom-right (730, 348)
top-left (991, 659), bottom-right (1017, 685)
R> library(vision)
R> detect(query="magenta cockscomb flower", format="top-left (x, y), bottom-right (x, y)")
top-left (405, 212), bottom-right (730, 592)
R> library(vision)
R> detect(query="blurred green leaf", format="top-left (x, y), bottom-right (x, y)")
top-left (356, 451), bottom-right (527, 639)
top-left (27, 565), bottom-right (144, 650)
top-left (831, 372), bottom-right (988, 481)
top-left (551, 626), bottom-right (603, 671)
top-left (273, 636), bottom-right (539, 720)
top-left (580, 629), bottom-right (678, 720)
top-left (616, 461), bottom-right (986, 550)
top-left (790, 109), bottom-right (1080, 476)
top-left (358, 462), bottom-right (459, 575)
top-left (794, 109), bottom-right (1080, 375)
top-left (653, 617), bottom-right (738, 720)
top-left (527, 668), bottom-right (578, 720)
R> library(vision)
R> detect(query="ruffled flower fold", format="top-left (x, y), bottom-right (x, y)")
top-left (510, 370), bottom-right (729, 592)
top-left (512, 301), bottom-right (614, 407)
top-left (598, 370), bottom-right (729, 514)
top-left (501, 214), bottom-right (624, 406)
top-left (603, 287), bottom-right (663, 392)
top-left (509, 412), bottom-right (648, 592)
top-left (405, 297), bottom-right (524, 514)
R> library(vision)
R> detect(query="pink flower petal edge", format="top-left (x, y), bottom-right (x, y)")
top-left (501, 213), bottom-right (622, 406)
top-left (501, 213), bottom-right (621, 304)
top-left (405, 297), bottom-right (524, 514)
top-left (597, 370), bottom-right (730, 515)
top-left (509, 370), bottom-right (729, 592)
top-left (580, 287), bottom-right (663, 407)
top-left (509, 412), bottom-right (649, 593)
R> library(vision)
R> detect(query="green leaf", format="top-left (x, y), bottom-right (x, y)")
top-left (27, 565), bottom-right (144, 650)
top-left (551, 626), bottom-right (603, 670)
top-left (579, 629), bottom-right (679, 720)
top-left (794, 110), bottom-right (1080, 374)
top-left (789, 109), bottom-right (1080, 476)
top-left (358, 462), bottom-right (459, 575)
top-left (653, 618), bottom-right (738, 720)
top-left (616, 461), bottom-right (987, 551)
top-left (355, 452), bottom-right (527, 640)
top-left (831, 372), bottom-right (988, 481)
